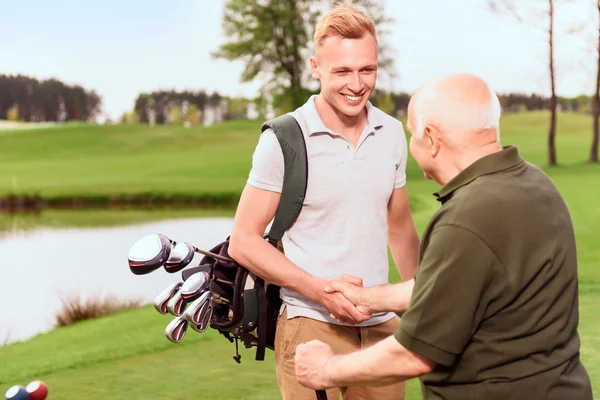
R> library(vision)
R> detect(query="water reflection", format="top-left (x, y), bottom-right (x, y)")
top-left (0, 217), bottom-right (234, 345)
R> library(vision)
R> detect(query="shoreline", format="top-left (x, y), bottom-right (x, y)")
top-left (0, 193), bottom-right (241, 212)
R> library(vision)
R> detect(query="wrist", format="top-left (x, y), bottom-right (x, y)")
top-left (364, 286), bottom-right (383, 314)
top-left (323, 355), bottom-right (341, 388)
top-left (293, 274), bottom-right (325, 303)
top-left (396, 280), bottom-right (414, 312)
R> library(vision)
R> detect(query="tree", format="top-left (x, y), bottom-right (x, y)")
top-left (213, 0), bottom-right (395, 112)
top-left (371, 89), bottom-right (396, 116)
top-left (226, 97), bottom-right (251, 120)
top-left (186, 104), bottom-right (200, 125)
top-left (488, 0), bottom-right (559, 166)
top-left (6, 104), bottom-right (19, 121)
top-left (591, 0), bottom-right (600, 163)
top-left (213, 0), bottom-right (318, 111)
top-left (0, 74), bottom-right (102, 122)
top-left (168, 105), bottom-right (183, 125)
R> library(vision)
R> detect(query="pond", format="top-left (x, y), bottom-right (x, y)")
top-left (0, 211), bottom-right (234, 345)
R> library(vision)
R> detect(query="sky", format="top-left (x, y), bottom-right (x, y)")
top-left (0, 0), bottom-right (597, 120)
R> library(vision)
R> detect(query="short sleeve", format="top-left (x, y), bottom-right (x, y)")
top-left (394, 123), bottom-right (408, 189)
top-left (394, 225), bottom-right (494, 366)
top-left (247, 129), bottom-right (284, 193)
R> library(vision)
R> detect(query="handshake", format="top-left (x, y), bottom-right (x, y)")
top-left (320, 274), bottom-right (376, 325)
top-left (320, 274), bottom-right (413, 325)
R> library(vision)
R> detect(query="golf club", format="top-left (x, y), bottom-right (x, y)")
top-left (166, 288), bottom-right (187, 316)
top-left (165, 314), bottom-right (188, 343)
top-left (154, 281), bottom-right (182, 315)
top-left (128, 233), bottom-right (234, 276)
top-left (163, 240), bottom-right (234, 274)
top-left (189, 294), bottom-right (214, 333)
top-left (180, 271), bottom-right (211, 302)
top-left (316, 390), bottom-right (327, 400)
top-left (184, 291), bottom-right (211, 326)
top-left (164, 241), bottom-right (195, 273)
top-left (128, 234), bottom-right (172, 275)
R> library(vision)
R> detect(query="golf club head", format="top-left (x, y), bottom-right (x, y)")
top-left (166, 289), bottom-right (186, 316)
top-left (128, 234), bottom-right (172, 275)
top-left (189, 298), bottom-right (213, 333)
top-left (164, 242), bottom-right (195, 273)
top-left (184, 291), bottom-right (211, 325)
top-left (165, 314), bottom-right (188, 343)
top-left (154, 282), bottom-right (182, 314)
top-left (180, 271), bottom-right (210, 302)
top-left (181, 263), bottom-right (213, 281)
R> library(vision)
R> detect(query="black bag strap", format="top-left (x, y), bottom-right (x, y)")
top-left (255, 278), bottom-right (268, 361)
top-left (261, 114), bottom-right (308, 244)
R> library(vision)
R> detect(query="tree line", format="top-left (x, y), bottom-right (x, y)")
top-left (123, 87), bottom-right (595, 125)
top-left (0, 74), bottom-right (102, 122)
top-left (1, 0), bottom-right (597, 164)
top-left (1, 73), bottom-right (595, 126)
top-left (369, 90), bottom-right (596, 117)
top-left (214, 0), bottom-right (600, 164)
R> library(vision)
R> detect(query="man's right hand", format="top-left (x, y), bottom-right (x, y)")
top-left (315, 274), bottom-right (371, 325)
top-left (324, 279), bottom-right (372, 315)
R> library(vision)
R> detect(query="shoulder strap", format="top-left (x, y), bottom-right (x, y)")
top-left (260, 114), bottom-right (308, 244)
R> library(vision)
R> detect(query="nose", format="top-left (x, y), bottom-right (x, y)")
top-left (347, 72), bottom-right (363, 94)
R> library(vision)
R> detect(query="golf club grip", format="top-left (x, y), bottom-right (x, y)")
top-left (315, 389), bottom-right (327, 400)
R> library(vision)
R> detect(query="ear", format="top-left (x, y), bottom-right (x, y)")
top-left (309, 56), bottom-right (320, 79)
top-left (424, 125), bottom-right (441, 157)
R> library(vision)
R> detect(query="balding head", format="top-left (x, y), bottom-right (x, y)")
top-left (407, 73), bottom-right (504, 186)
top-left (408, 73), bottom-right (502, 146)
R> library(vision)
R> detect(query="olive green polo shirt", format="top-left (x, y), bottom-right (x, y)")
top-left (395, 146), bottom-right (592, 399)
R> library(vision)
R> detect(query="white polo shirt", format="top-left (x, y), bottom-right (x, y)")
top-left (248, 95), bottom-right (408, 327)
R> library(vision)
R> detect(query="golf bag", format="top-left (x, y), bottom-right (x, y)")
top-left (182, 114), bottom-right (308, 363)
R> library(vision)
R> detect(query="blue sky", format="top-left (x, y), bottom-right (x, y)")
top-left (0, 0), bottom-right (596, 119)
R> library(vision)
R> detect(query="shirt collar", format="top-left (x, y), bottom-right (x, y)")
top-left (434, 146), bottom-right (525, 203)
top-left (301, 95), bottom-right (383, 136)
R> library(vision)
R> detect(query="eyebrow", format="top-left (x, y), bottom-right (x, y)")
top-left (331, 64), bottom-right (378, 72)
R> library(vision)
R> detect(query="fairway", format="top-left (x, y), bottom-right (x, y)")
top-left (0, 112), bottom-right (598, 399)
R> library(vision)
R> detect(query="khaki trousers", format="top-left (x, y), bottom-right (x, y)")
top-left (274, 307), bottom-right (405, 400)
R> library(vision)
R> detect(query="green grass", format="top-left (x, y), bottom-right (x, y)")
top-left (0, 121), bottom-right (259, 197)
top-left (0, 112), bottom-right (598, 399)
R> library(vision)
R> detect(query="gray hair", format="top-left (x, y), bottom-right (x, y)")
top-left (412, 78), bottom-right (502, 145)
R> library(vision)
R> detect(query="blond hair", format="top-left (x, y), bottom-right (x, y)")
top-left (314, 2), bottom-right (377, 47)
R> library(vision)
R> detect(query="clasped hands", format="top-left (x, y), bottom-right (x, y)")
top-left (318, 273), bottom-right (372, 325)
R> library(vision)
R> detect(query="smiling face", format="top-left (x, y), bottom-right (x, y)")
top-left (310, 33), bottom-right (378, 119)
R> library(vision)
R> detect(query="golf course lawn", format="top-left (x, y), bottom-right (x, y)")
top-left (0, 111), bottom-right (598, 398)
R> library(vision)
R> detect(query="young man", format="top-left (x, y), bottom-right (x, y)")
top-left (294, 73), bottom-right (594, 400)
top-left (228, 3), bottom-right (420, 400)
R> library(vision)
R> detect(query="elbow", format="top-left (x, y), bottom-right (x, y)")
top-left (411, 357), bottom-right (436, 377)
top-left (228, 232), bottom-right (245, 262)
top-left (228, 229), bottom-right (257, 262)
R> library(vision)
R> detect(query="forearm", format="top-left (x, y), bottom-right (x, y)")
top-left (325, 336), bottom-right (433, 387)
top-left (228, 234), bottom-right (322, 302)
top-left (388, 226), bottom-right (419, 280)
top-left (366, 280), bottom-right (414, 313)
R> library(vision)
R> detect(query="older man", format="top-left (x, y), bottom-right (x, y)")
top-left (294, 73), bottom-right (593, 400)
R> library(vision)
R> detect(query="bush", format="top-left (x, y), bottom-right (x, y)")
top-left (54, 293), bottom-right (143, 327)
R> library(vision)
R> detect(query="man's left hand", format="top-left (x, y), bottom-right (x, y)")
top-left (295, 340), bottom-right (336, 390)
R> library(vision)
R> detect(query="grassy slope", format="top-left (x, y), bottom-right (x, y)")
top-left (0, 112), bottom-right (598, 398)
top-left (0, 121), bottom-right (258, 197)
